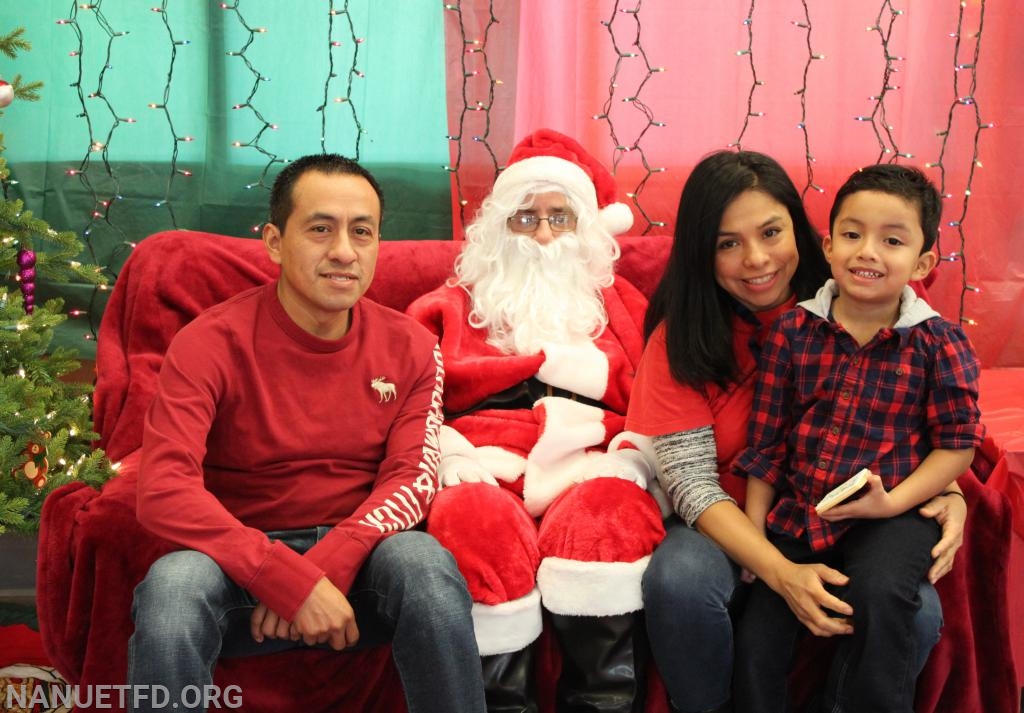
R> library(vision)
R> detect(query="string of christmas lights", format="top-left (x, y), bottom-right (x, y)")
top-left (317, 1), bottom-right (365, 158)
top-left (148, 1), bottom-right (193, 231)
top-left (857, 2), bottom-right (912, 162)
top-left (222, 0), bottom-right (282, 193)
top-left (59, 0), bottom-right (132, 339)
top-left (36, 3), bottom-right (995, 332)
top-left (794, 1), bottom-right (825, 197)
top-left (928, 0), bottom-right (989, 326)
top-left (731, 0), bottom-right (763, 150)
top-left (443, 1), bottom-right (502, 234)
top-left (595, 1), bottom-right (666, 234)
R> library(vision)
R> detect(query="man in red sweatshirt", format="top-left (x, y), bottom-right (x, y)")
top-left (129, 153), bottom-right (485, 713)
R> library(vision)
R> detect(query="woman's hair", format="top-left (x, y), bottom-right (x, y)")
top-left (645, 150), bottom-right (829, 390)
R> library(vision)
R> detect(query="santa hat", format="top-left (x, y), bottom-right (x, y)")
top-left (493, 128), bottom-right (634, 236)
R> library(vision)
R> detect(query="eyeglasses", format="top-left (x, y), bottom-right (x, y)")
top-left (506, 212), bottom-right (578, 234)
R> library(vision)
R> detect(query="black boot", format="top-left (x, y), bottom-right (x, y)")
top-left (678, 703), bottom-right (731, 713)
top-left (481, 646), bottom-right (539, 713)
top-left (549, 612), bottom-right (647, 713)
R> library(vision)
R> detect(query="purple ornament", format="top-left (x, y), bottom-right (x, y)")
top-left (17, 249), bottom-right (37, 315)
top-left (17, 249), bottom-right (37, 269)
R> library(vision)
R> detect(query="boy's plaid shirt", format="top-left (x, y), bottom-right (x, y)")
top-left (735, 301), bottom-right (984, 551)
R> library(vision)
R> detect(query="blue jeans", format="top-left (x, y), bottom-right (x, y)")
top-left (642, 517), bottom-right (943, 713)
top-left (128, 528), bottom-right (485, 713)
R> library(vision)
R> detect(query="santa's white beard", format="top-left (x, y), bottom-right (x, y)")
top-left (462, 232), bottom-right (610, 355)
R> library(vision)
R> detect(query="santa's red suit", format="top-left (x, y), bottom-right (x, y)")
top-left (407, 278), bottom-right (665, 657)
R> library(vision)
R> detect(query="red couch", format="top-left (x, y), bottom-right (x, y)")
top-left (37, 230), bottom-right (1018, 712)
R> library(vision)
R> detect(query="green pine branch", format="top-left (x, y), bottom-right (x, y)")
top-left (0, 156), bottom-right (109, 286)
top-left (0, 28), bottom-right (30, 59)
top-left (9, 74), bottom-right (42, 103)
top-left (0, 26), bottom-right (116, 534)
top-left (0, 289), bottom-right (117, 534)
top-left (0, 28), bottom-right (42, 106)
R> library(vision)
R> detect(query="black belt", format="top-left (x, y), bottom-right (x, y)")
top-left (445, 377), bottom-right (608, 420)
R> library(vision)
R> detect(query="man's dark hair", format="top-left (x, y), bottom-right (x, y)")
top-left (268, 153), bottom-right (384, 229)
top-left (829, 163), bottom-right (941, 253)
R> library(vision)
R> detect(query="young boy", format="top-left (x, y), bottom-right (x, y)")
top-left (732, 164), bottom-right (984, 713)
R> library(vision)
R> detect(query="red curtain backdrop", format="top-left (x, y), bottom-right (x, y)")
top-left (445, 1), bottom-right (1023, 369)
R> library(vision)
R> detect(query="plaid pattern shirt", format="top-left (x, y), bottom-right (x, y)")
top-left (734, 282), bottom-right (984, 551)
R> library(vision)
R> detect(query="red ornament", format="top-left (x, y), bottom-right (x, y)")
top-left (0, 79), bottom-right (13, 109)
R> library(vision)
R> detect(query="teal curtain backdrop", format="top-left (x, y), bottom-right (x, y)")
top-left (2, 1), bottom-right (1022, 366)
top-left (0, 1), bottom-right (451, 355)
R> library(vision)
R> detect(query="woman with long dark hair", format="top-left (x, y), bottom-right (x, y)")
top-left (627, 150), bottom-right (966, 713)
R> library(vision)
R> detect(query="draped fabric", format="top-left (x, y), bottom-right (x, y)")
top-left (446, 1), bottom-right (1023, 368)
top-left (2, 1), bottom-right (1021, 366)
top-left (2, 1), bottom-right (451, 355)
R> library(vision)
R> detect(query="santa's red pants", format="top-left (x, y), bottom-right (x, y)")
top-left (427, 477), bottom-right (665, 655)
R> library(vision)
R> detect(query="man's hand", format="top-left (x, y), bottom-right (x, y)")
top-left (249, 578), bottom-right (358, 650)
top-left (250, 603), bottom-right (296, 644)
top-left (289, 577), bottom-right (359, 650)
top-left (767, 560), bottom-right (854, 638)
top-left (919, 490), bottom-right (966, 583)
top-left (438, 453), bottom-right (497, 488)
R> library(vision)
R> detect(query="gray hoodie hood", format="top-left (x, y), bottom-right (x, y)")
top-left (798, 279), bottom-right (940, 328)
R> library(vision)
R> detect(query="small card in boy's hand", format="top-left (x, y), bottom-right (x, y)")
top-left (815, 468), bottom-right (871, 514)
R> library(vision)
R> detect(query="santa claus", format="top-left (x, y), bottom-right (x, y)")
top-left (408, 129), bottom-right (665, 712)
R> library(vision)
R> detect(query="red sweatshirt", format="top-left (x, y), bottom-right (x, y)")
top-left (138, 282), bottom-right (444, 621)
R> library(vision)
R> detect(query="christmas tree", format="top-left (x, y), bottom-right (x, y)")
top-left (1, 26), bottom-right (116, 534)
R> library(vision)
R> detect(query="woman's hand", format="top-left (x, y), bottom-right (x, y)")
top-left (765, 559), bottom-right (854, 637)
top-left (918, 490), bottom-right (967, 583)
top-left (697, 500), bottom-right (854, 637)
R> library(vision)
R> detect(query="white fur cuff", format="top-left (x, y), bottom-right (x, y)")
top-left (472, 588), bottom-right (544, 656)
top-left (537, 555), bottom-right (649, 616)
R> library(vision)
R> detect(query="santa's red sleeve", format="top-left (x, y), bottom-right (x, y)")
top-left (407, 284), bottom-right (544, 416)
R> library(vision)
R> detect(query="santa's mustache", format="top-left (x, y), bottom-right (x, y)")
top-left (511, 231), bottom-right (582, 263)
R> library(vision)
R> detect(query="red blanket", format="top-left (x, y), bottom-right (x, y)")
top-left (36, 230), bottom-right (1017, 712)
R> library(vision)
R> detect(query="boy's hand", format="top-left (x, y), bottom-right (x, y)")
top-left (816, 473), bottom-right (895, 521)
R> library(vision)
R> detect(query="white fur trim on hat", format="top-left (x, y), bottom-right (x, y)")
top-left (493, 155), bottom-right (598, 212)
top-left (537, 555), bottom-right (649, 616)
top-left (497, 128), bottom-right (635, 236)
top-left (472, 588), bottom-right (543, 655)
top-left (600, 201), bottom-right (634, 236)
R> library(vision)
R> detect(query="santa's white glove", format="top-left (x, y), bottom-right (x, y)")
top-left (438, 454), bottom-right (498, 488)
top-left (580, 449), bottom-right (652, 489)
